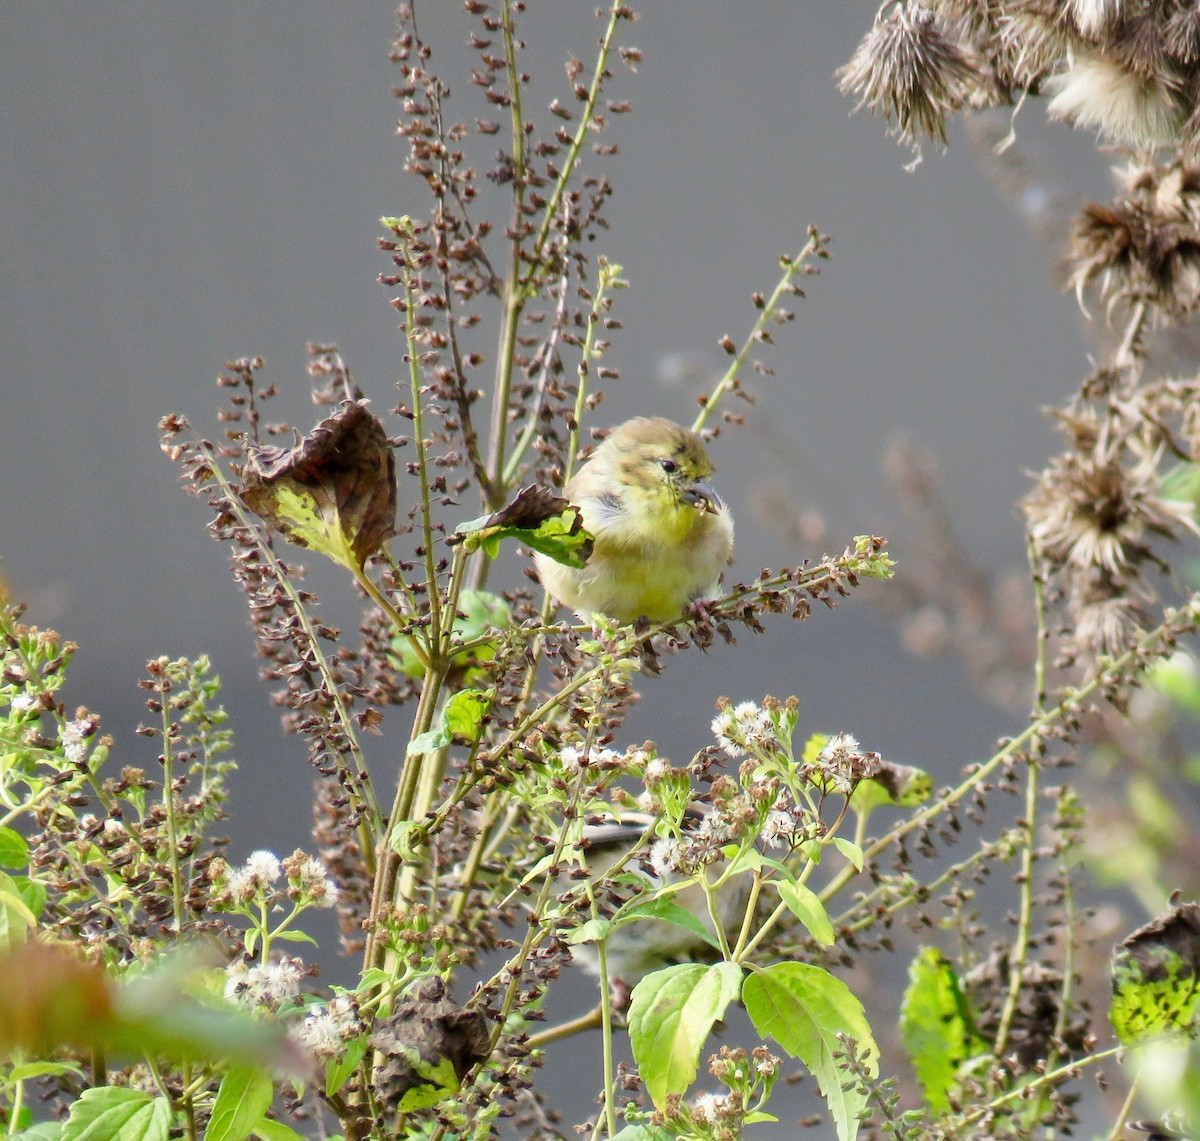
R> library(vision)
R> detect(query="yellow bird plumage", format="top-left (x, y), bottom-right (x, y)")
top-left (535, 417), bottom-right (734, 622)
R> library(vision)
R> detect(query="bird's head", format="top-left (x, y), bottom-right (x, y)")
top-left (599, 417), bottom-right (723, 521)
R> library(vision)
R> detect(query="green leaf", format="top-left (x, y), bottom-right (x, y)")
top-left (13, 875), bottom-right (47, 919)
top-left (0, 826), bottom-right (29, 868)
top-left (392, 590), bottom-right (512, 681)
top-left (406, 728), bottom-right (449, 758)
top-left (566, 917), bottom-right (613, 946)
top-left (777, 882), bottom-right (835, 946)
top-left (407, 689), bottom-right (492, 758)
top-left (830, 837), bottom-right (864, 872)
top-left (271, 929), bottom-right (317, 946)
top-left (325, 1036), bottom-right (368, 1099)
top-left (614, 896), bottom-right (721, 951)
top-left (455, 486), bottom-right (593, 569)
top-left (395, 1057), bottom-right (461, 1113)
top-left (606, 1127), bottom-right (674, 1141)
top-left (728, 847), bottom-right (794, 881)
top-left (252, 1121), bottom-right (309, 1141)
top-left (443, 688), bottom-right (491, 745)
top-left (628, 961), bottom-right (743, 1109)
top-left (207, 1069), bottom-right (274, 1141)
top-left (0, 870), bottom-right (37, 950)
top-left (61, 1089), bottom-right (171, 1141)
top-left (1111, 902), bottom-right (1200, 1044)
top-left (13, 1124), bottom-right (64, 1141)
top-left (850, 762), bottom-right (933, 814)
top-left (744, 962), bottom-right (877, 1141)
top-left (7, 1061), bottom-right (85, 1083)
top-left (899, 948), bottom-right (985, 1114)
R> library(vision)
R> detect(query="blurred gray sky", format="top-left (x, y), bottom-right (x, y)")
top-left (1, 3), bottom-right (1121, 1131)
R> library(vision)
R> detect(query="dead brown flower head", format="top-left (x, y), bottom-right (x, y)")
top-left (838, 2), bottom-right (976, 149)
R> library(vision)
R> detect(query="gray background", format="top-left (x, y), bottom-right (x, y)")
top-left (2, 2), bottom-right (1119, 1132)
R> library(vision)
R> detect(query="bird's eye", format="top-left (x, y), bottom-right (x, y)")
top-left (659, 458), bottom-right (679, 474)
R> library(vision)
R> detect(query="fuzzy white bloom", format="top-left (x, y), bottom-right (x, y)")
top-left (644, 756), bottom-right (670, 782)
top-left (10, 693), bottom-right (36, 714)
top-left (733, 701), bottom-right (774, 749)
top-left (819, 733), bottom-right (861, 763)
top-left (690, 1092), bottom-right (725, 1125)
top-left (286, 853), bottom-right (338, 908)
top-left (228, 850), bottom-right (283, 898)
top-left (636, 790), bottom-right (659, 814)
top-left (60, 719), bottom-right (90, 764)
top-left (648, 836), bottom-right (685, 879)
top-left (760, 810), bottom-right (797, 850)
top-left (224, 956), bottom-right (304, 1010)
top-left (710, 708), bottom-right (740, 756)
top-left (295, 994), bottom-right (360, 1059)
top-left (1046, 53), bottom-right (1182, 148)
top-left (694, 810), bottom-right (733, 848)
top-left (559, 746), bottom-right (585, 772)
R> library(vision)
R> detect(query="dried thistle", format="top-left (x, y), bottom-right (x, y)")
top-left (838, 2), bottom-right (977, 151)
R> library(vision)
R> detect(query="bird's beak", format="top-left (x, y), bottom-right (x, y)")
top-left (682, 480), bottom-right (721, 514)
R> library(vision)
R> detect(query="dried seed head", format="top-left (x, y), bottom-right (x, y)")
top-left (838, 2), bottom-right (976, 148)
top-left (1046, 52), bottom-right (1184, 148)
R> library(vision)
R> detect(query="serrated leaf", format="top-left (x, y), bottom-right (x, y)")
top-left (614, 896), bottom-right (721, 950)
top-left (61, 1088), bottom-right (170, 1141)
top-left (777, 882), bottom-right (835, 946)
top-left (744, 962), bottom-right (877, 1141)
top-left (207, 1068), bottom-right (274, 1141)
top-left (0, 826), bottom-right (29, 868)
top-left (899, 948), bottom-right (985, 1114)
top-left (628, 961), bottom-right (743, 1109)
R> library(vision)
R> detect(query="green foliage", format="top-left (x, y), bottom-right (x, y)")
top-left (743, 963), bottom-right (878, 1141)
top-left (61, 1089), bottom-right (171, 1141)
top-left (628, 962), bottom-right (743, 1110)
top-left (900, 948), bottom-right (986, 1114)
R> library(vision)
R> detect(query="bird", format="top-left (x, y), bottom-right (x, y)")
top-left (534, 417), bottom-right (734, 623)
top-left (562, 810), bottom-right (749, 995)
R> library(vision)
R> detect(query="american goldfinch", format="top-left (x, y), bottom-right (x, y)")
top-left (535, 417), bottom-right (734, 622)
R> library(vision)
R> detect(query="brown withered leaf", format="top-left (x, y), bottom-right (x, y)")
top-left (240, 401), bottom-right (397, 570)
top-left (452, 485), bottom-right (593, 568)
top-left (370, 977), bottom-right (490, 1116)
